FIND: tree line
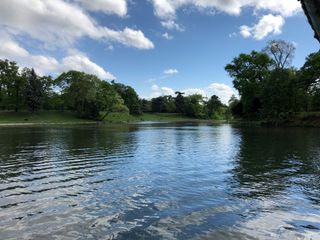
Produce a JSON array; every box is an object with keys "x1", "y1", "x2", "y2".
[
  {"x1": 1, "y1": 39, "x2": 318, "y2": 122},
  {"x1": 226, "y1": 40, "x2": 320, "y2": 120},
  {"x1": 0, "y1": 60, "x2": 228, "y2": 120}
]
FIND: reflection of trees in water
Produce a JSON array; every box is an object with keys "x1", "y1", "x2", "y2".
[
  {"x1": 230, "y1": 127, "x2": 320, "y2": 203},
  {"x1": 0, "y1": 125, "x2": 139, "y2": 181}
]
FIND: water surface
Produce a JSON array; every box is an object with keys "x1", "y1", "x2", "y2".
[{"x1": 0, "y1": 124, "x2": 319, "y2": 239}]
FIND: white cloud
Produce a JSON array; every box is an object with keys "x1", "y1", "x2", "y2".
[
  {"x1": 0, "y1": 0, "x2": 153, "y2": 50},
  {"x1": 254, "y1": 0, "x2": 301, "y2": 17},
  {"x1": 0, "y1": 36, "x2": 115, "y2": 80},
  {"x1": 151, "y1": 0, "x2": 301, "y2": 19},
  {"x1": 151, "y1": 84, "x2": 175, "y2": 97},
  {"x1": 164, "y1": 68, "x2": 179, "y2": 75},
  {"x1": 162, "y1": 32, "x2": 174, "y2": 40},
  {"x1": 205, "y1": 83, "x2": 236, "y2": 104},
  {"x1": 239, "y1": 26, "x2": 252, "y2": 38},
  {"x1": 60, "y1": 55, "x2": 116, "y2": 80},
  {"x1": 0, "y1": 35, "x2": 29, "y2": 58},
  {"x1": 149, "y1": 83, "x2": 236, "y2": 104},
  {"x1": 74, "y1": 0, "x2": 127, "y2": 17},
  {"x1": 240, "y1": 14, "x2": 285, "y2": 40},
  {"x1": 183, "y1": 88, "x2": 206, "y2": 96},
  {"x1": 151, "y1": 0, "x2": 301, "y2": 39},
  {"x1": 161, "y1": 20, "x2": 185, "y2": 32}
]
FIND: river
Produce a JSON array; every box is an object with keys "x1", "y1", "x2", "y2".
[{"x1": 0, "y1": 123, "x2": 319, "y2": 239}]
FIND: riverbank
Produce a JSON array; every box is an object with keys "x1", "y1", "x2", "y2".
[
  {"x1": 0, "y1": 111, "x2": 213, "y2": 126},
  {"x1": 232, "y1": 112, "x2": 320, "y2": 127},
  {"x1": 261, "y1": 112, "x2": 320, "y2": 127}
]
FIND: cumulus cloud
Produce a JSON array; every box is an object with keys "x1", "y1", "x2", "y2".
[
  {"x1": 151, "y1": 0, "x2": 301, "y2": 39},
  {"x1": 151, "y1": 0, "x2": 301, "y2": 19},
  {"x1": 162, "y1": 32, "x2": 174, "y2": 40},
  {"x1": 149, "y1": 83, "x2": 236, "y2": 104},
  {"x1": 239, "y1": 26, "x2": 252, "y2": 38},
  {"x1": 0, "y1": 0, "x2": 153, "y2": 49},
  {"x1": 0, "y1": 36, "x2": 115, "y2": 80},
  {"x1": 161, "y1": 20, "x2": 185, "y2": 32},
  {"x1": 205, "y1": 83, "x2": 236, "y2": 104},
  {"x1": 74, "y1": 0, "x2": 127, "y2": 17},
  {"x1": 240, "y1": 14, "x2": 285, "y2": 40},
  {"x1": 164, "y1": 69, "x2": 179, "y2": 75},
  {"x1": 60, "y1": 55, "x2": 116, "y2": 80},
  {"x1": 151, "y1": 85, "x2": 175, "y2": 98}
]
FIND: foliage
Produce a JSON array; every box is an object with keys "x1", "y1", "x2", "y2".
[
  {"x1": 111, "y1": 81, "x2": 142, "y2": 115},
  {"x1": 175, "y1": 91, "x2": 185, "y2": 114},
  {"x1": 3, "y1": 41, "x2": 320, "y2": 123},
  {"x1": 184, "y1": 94, "x2": 207, "y2": 119},
  {"x1": 24, "y1": 69, "x2": 45, "y2": 113},
  {"x1": 226, "y1": 40, "x2": 318, "y2": 121},
  {"x1": 56, "y1": 71, "x2": 128, "y2": 120},
  {"x1": 225, "y1": 51, "x2": 273, "y2": 119},
  {"x1": 206, "y1": 95, "x2": 223, "y2": 118},
  {"x1": 151, "y1": 95, "x2": 176, "y2": 113}
]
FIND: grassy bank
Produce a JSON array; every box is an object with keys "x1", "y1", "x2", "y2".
[
  {"x1": 262, "y1": 112, "x2": 320, "y2": 127},
  {"x1": 232, "y1": 112, "x2": 320, "y2": 127},
  {"x1": 102, "y1": 112, "x2": 211, "y2": 123},
  {"x1": 0, "y1": 111, "x2": 96, "y2": 125},
  {"x1": 0, "y1": 111, "x2": 213, "y2": 125}
]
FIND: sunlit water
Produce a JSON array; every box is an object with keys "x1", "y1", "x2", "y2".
[{"x1": 0, "y1": 124, "x2": 319, "y2": 239}]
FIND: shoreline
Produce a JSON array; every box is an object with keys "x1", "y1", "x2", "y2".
[{"x1": 0, "y1": 112, "x2": 221, "y2": 127}]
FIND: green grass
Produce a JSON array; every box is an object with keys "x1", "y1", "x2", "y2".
[
  {"x1": 0, "y1": 111, "x2": 212, "y2": 125},
  {"x1": 101, "y1": 112, "x2": 208, "y2": 123},
  {"x1": 0, "y1": 111, "x2": 95, "y2": 125}
]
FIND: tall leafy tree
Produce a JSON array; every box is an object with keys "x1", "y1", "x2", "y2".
[
  {"x1": 98, "y1": 81, "x2": 128, "y2": 120},
  {"x1": 57, "y1": 71, "x2": 101, "y2": 119},
  {"x1": 184, "y1": 94, "x2": 207, "y2": 118},
  {"x1": 225, "y1": 51, "x2": 273, "y2": 119},
  {"x1": 261, "y1": 68, "x2": 302, "y2": 118},
  {"x1": 206, "y1": 95, "x2": 223, "y2": 118},
  {"x1": 228, "y1": 95, "x2": 243, "y2": 118},
  {"x1": 300, "y1": 51, "x2": 320, "y2": 89},
  {"x1": 0, "y1": 59, "x2": 21, "y2": 111},
  {"x1": 175, "y1": 91, "x2": 185, "y2": 114},
  {"x1": 24, "y1": 68, "x2": 44, "y2": 113},
  {"x1": 112, "y1": 81, "x2": 142, "y2": 115},
  {"x1": 56, "y1": 71, "x2": 128, "y2": 120}
]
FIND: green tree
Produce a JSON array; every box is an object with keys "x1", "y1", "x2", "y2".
[
  {"x1": 56, "y1": 71, "x2": 127, "y2": 120},
  {"x1": 206, "y1": 95, "x2": 223, "y2": 118},
  {"x1": 228, "y1": 95, "x2": 243, "y2": 118},
  {"x1": 225, "y1": 51, "x2": 273, "y2": 119},
  {"x1": 98, "y1": 81, "x2": 128, "y2": 120},
  {"x1": 151, "y1": 96, "x2": 166, "y2": 112},
  {"x1": 261, "y1": 68, "x2": 304, "y2": 118},
  {"x1": 141, "y1": 99, "x2": 152, "y2": 112},
  {"x1": 0, "y1": 59, "x2": 22, "y2": 111},
  {"x1": 112, "y1": 81, "x2": 142, "y2": 115},
  {"x1": 175, "y1": 91, "x2": 185, "y2": 114},
  {"x1": 24, "y1": 69, "x2": 44, "y2": 113},
  {"x1": 300, "y1": 51, "x2": 320, "y2": 90},
  {"x1": 56, "y1": 71, "x2": 101, "y2": 119},
  {"x1": 184, "y1": 94, "x2": 207, "y2": 118}
]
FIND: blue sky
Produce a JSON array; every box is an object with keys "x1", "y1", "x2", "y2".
[{"x1": 0, "y1": 0, "x2": 319, "y2": 103}]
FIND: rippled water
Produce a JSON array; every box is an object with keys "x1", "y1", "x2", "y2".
[{"x1": 0, "y1": 124, "x2": 319, "y2": 239}]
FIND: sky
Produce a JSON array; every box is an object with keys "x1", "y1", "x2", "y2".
[{"x1": 0, "y1": 0, "x2": 319, "y2": 104}]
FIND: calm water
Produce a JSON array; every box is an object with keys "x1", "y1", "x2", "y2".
[{"x1": 0, "y1": 124, "x2": 319, "y2": 239}]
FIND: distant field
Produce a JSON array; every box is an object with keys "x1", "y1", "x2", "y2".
[
  {"x1": 0, "y1": 111, "x2": 208, "y2": 125},
  {"x1": 0, "y1": 111, "x2": 95, "y2": 125},
  {"x1": 102, "y1": 112, "x2": 207, "y2": 123}
]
